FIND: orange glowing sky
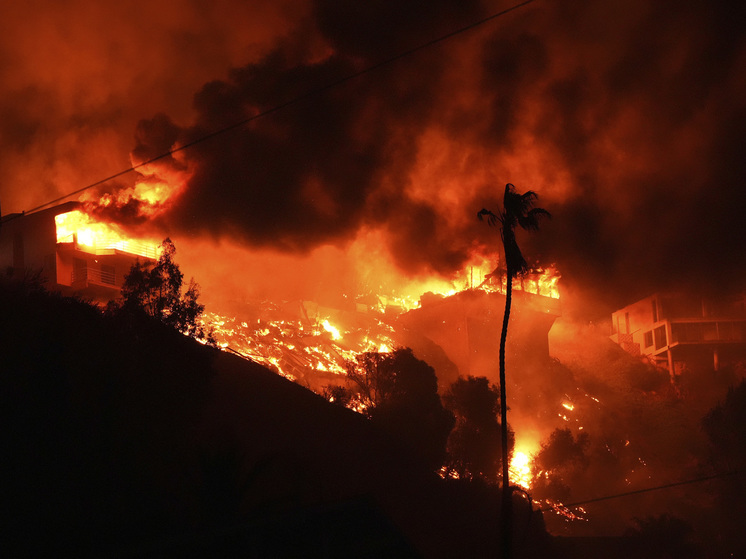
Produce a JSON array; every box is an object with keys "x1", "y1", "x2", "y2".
[{"x1": 1, "y1": 0, "x2": 744, "y2": 317}]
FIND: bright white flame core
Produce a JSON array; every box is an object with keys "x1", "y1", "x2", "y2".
[
  {"x1": 510, "y1": 451, "x2": 533, "y2": 490},
  {"x1": 55, "y1": 210, "x2": 158, "y2": 259}
]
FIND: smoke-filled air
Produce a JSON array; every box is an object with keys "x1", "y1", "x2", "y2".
[
  {"x1": 2, "y1": 0, "x2": 744, "y2": 314},
  {"x1": 2, "y1": 0, "x2": 746, "y2": 554}
]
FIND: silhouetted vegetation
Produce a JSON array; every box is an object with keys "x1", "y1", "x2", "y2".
[
  {"x1": 703, "y1": 379, "x2": 746, "y2": 471},
  {"x1": 321, "y1": 383, "x2": 354, "y2": 408},
  {"x1": 442, "y1": 375, "x2": 513, "y2": 481},
  {"x1": 111, "y1": 237, "x2": 214, "y2": 343},
  {"x1": 2, "y1": 277, "x2": 557, "y2": 557},
  {"x1": 0, "y1": 272, "x2": 215, "y2": 555},
  {"x1": 531, "y1": 428, "x2": 590, "y2": 504},
  {"x1": 624, "y1": 515, "x2": 701, "y2": 559},
  {"x1": 345, "y1": 347, "x2": 455, "y2": 472},
  {"x1": 535, "y1": 428, "x2": 590, "y2": 473},
  {"x1": 701, "y1": 379, "x2": 746, "y2": 556}
]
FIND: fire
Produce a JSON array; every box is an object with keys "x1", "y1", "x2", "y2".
[
  {"x1": 479, "y1": 262, "x2": 561, "y2": 300},
  {"x1": 321, "y1": 319, "x2": 342, "y2": 340},
  {"x1": 510, "y1": 451, "x2": 533, "y2": 490},
  {"x1": 199, "y1": 254, "x2": 560, "y2": 388},
  {"x1": 379, "y1": 256, "x2": 560, "y2": 314},
  {"x1": 84, "y1": 169, "x2": 188, "y2": 219},
  {"x1": 55, "y1": 210, "x2": 159, "y2": 259},
  {"x1": 130, "y1": 178, "x2": 182, "y2": 212},
  {"x1": 377, "y1": 280, "x2": 459, "y2": 312},
  {"x1": 203, "y1": 308, "x2": 396, "y2": 384},
  {"x1": 54, "y1": 186, "x2": 564, "y2": 490},
  {"x1": 509, "y1": 436, "x2": 541, "y2": 490},
  {"x1": 53, "y1": 168, "x2": 190, "y2": 260}
]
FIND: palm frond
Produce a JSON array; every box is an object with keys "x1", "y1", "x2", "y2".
[
  {"x1": 517, "y1": 207, "x2": 551, "y2": 231},
  {"x1": 480, "y1": 183, "x2": 549, "y2": 276},
  {"x1": 477, "y1": 208, "x2": 500, "y2": 227},
  {"x1": 503, "y1": 185, "x2": 540, "y2": 220}
]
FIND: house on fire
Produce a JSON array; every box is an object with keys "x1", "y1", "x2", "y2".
[
  {"x1": 400, "y1": 280, "x2": 562, "y2": 387},
  {"x1": 0, "y1": 201, "x2": 156, "y2": 302},
  {"x1": 610, "y1": 292, "x2": 746, "y2": 378}
]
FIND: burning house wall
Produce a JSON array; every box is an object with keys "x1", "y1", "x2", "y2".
[
  {"x1": 400, "y1": 288, "x2": 560, "y2": 387},
  {"x1": 0, "y1": 202, "x2": 79, "y2": 282},
  {"x1": 0, "y1": 202, "x2": 157, "y2": 301}
]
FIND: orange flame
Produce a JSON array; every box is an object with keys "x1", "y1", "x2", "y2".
[
  {"x1": 510, "y1": 436, "x2": 541, "y2": 490},
  {"x1": 510, "y1": 451, "x2": 533, "y2": 490},
  {"x1": 92, "y1": 177, "x2": 183, "y2": 218},
  {"x1": 55, "y1": 210, "x2": 159, "y2": 259}
]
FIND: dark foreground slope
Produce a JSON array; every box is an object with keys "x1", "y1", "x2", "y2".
[{"x1": 0, "y1": 278, "x2": 550, "y2": 558}]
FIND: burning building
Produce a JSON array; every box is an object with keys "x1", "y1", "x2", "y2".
[
  {"x1": 401, "y1": 279, "x2": 561, "y2": 387},
  {"x1": 204, "y1": 263, "x2": 561, "y2": 394},
  {"x1": 0, "y1": 202, "x2": 157, "y2": 302},
  {"x1": 610, "y1": 293, "x2": 746, "y2": 378}
]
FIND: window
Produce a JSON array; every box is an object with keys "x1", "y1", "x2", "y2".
[
  {"x1": 734, "y1": 322, "x2": 746, "y2": 341},
  {"x1": 73, "y1": 258, "x2": 87, "y2": 283},
  {"x1": 101, "y1": 264, "x2": 116, "y2": 285},
  {"x1": 702, "y1": 322, "x2": 718, "y2": 341},
  {"x1": 644, "y1": 331, "x2": 653, "y2": 348},
  {"x1": 654, "y1": 325, "x2": 667, "y2": 349}
]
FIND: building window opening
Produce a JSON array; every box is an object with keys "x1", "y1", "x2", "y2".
[
  {"x1": 101, "y1": 264, "x2": 116, "y2": 285},
  {"x1": 644, "y1": 331, "x2": 653, "y2": 348},
  {"x1": 654, "y1": 325, "x2": 667, "y2": 350}
]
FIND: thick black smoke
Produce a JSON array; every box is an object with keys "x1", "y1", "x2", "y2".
[
  {"x1": 134, "y1": 0, "x2": 485, "y2": 275},
  {"x1": 128, "y1": 0, "x2": 746, "y2": 316},
  {"x1": 528, "y1": 2, "x2": 746, "y2": 312},
  {"x1": 3, "y1": 1, "x2": 744, "y2": 316}
]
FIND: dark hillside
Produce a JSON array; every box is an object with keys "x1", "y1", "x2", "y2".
[
  {"x1": 0, "y1": 277, "x2": 215, "y2": 554},
  {"x1": 0, "y1": 277, "x2": 551, "y2": 557}
]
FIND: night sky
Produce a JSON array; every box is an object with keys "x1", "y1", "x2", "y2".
[{"x1": 1, "y1": 0, "x2": 744, "y2": 317}]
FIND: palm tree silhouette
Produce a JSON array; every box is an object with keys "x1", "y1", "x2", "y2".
[{"x1": 478, "y1": 183, "x2": 550, "y2": 557}]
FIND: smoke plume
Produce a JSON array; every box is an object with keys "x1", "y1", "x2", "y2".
[{"x1": 2, "y1": 0, "x2": 745, "y2": 315}]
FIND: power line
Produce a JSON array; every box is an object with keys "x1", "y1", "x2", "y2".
[
  {"x1": 536, "y1": 469, "x2": 743, "y2": 513},
  {"x1": 24, "y1": 0, "x2": 538, "y2": 215}
]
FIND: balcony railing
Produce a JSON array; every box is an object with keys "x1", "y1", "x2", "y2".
[
  {"x1": 58, "y1": 233, "x2": 158, "y2": 260},
  {"x1": 670, "y1": 320, "x2": 746, "y2": 344},
  {"x1": 71, "y1": 265, "x2": 117, "y2": 288}
]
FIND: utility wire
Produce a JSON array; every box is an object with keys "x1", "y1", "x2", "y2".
[
  {"x1": 536, "y1": 469, "x2": 743, "y2": 513},
  {"x1": 23, "y1": 0, "x2": 537, "y2": 216}
]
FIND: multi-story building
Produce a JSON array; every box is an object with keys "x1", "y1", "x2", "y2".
[
  {"x1": 0, "y1": 202, "x2": 157, "y2": 303},
  {"x1": 610, "y1": 293, "x2": 746, "y2": 378},
  {"x1": 400, "y1": 282, "x2": 561, "y2": 387}
]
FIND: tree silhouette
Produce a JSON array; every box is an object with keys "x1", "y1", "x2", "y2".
[
  {"x1": 531, "y1": 427, "x2": 589, "y2": 504},
  {"x1": 346, "y1": 348, "x2": 455, "y2": 472},
  {"x1": 478, "y1": 183, "x2": 550, "y2": 557},
  {"x1": 624, "y1": 515, "x2": 701, "y2": 559},
  {"x1": 702, "y1": 379, "x2": 746, "y2": 554},
  {"x1": 116, "y1": 238, "x2": 214, "y2": 343},
  {"x1": 442, "y1": 376, "x2": 514, "y2": 481}
]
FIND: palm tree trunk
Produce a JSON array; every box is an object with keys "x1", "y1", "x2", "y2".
[{"x1": 500, "y1": 265, "x2": 513, "y2": 558}]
